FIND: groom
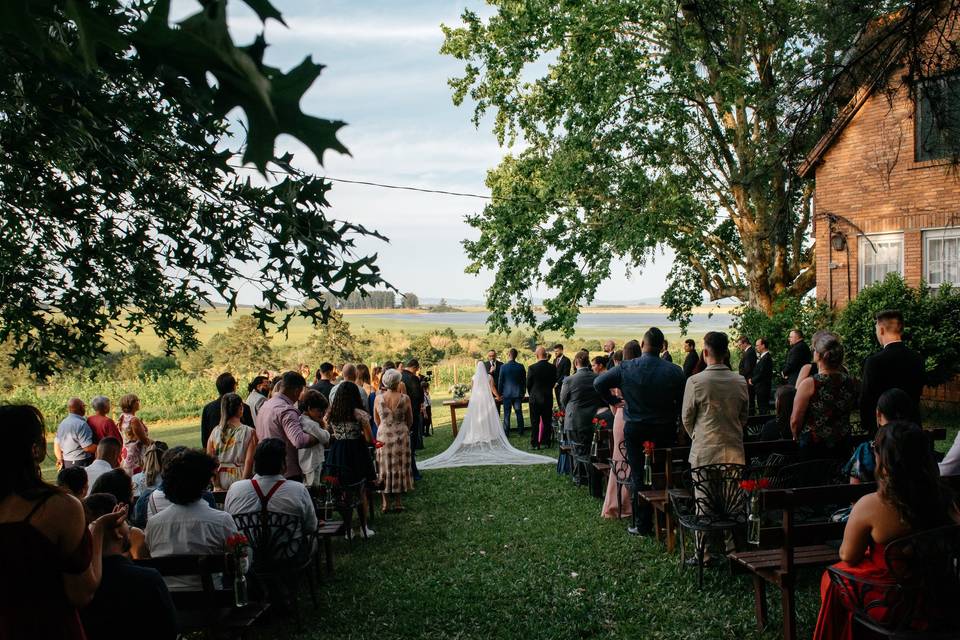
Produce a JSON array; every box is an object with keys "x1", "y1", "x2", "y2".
[{"x1": 498, "y1": 348, "x2": 526, "y2": 436}]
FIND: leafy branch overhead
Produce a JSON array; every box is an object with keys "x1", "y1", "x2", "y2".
[
  {"x1": 444, "y1": 0, "x2": 956, "y2": 335},
  {"x1": 0, "y1": 0, "x2": 389, "y2": 378}
]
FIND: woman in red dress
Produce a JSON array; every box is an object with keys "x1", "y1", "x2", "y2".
[
  {"x1": 0, "y1": 404, "x2": 125, "y2": 640},
  {"x1": 813, "y1": 421, "x2": 959, "y2": 640}
]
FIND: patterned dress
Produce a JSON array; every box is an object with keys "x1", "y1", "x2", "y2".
[
  {"x1": 800, "y1": 372, "x2": 859, "y2": 458},
  {"x1": 118, "y1": 413, "x2": 148, "y2": 475},
  {"x1": 208, "y1": 423, "x2": 254, "y2": 489},
  {"x1": 323, "y1": 409, "x2": 377, "y2": 485},
  {"x1": 376, "y1": 394, "x2": 413, "y2": 494}
]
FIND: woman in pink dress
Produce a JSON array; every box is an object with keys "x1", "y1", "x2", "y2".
[{"x1": 601, "y1": 350, "x2": 632, "y2": 519}]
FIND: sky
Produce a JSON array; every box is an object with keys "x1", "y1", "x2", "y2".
[{"x1": 187, "y1": 0, "x2": 675, "y2": 303}]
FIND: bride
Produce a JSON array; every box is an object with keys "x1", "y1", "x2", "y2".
[{"x1": 419, "y1": 361, "x2": 554, "y2": 470}]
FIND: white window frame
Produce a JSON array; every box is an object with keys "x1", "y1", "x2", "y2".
[
  {"x1": 858, "y1": 232, "x2": 904, "y2": 291},
  {"x1": 923, "y1": 227, "x2": 960, "y2": 287}
]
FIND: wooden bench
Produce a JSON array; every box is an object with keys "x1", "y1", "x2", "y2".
[
  {"x1": 136, "y1": 554, "x2": 268, "y2": 638},
  {"x1": 729, "y1": 483, "x2": 876, "y2": 640}
]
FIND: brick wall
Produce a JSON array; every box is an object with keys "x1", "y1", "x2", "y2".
[{"x1": 811, "y1": 54, "x2": 960, "y2": 405}]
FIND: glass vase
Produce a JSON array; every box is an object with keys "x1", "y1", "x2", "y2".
[
  {"x1": 643, "y1": 453, "x2": 652, "y2": 486},
  {"x1": 748, "y1": 495, "x2": 761, "y2": 545},
  {"x1": 234, "y1": 556, "x2": 249, "y2": 607},
  {"x1": 591, "y1": 431, "x2": 599, "y2": 457}
]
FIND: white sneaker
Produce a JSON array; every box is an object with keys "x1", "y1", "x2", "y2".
[{"x1": 362, "y1": 526, "x2": 376, "y2": 538}]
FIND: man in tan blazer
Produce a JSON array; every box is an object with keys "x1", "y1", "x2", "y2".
[{"x1": 682, "y1": 331, "x2": 748, "y2": 468}]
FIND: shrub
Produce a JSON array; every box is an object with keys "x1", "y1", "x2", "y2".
[{"x1": 834, "y1": 274, "x2": 960, "y2": 386}]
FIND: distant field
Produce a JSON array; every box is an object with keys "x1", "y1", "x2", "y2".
[{"x1": 111, "y1": 305, "x2": 735, "y2": 353}]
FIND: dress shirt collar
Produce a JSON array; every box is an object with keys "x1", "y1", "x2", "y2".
[
  {"x1": 883, "y1": 340, "x2": 903, "y2": 348},
  {"x1": 704, "y1": 363, "x2": 727, "y2": 371},
  {"x1": 253, "y1": 474, "x2": 285, "y2": 483}
]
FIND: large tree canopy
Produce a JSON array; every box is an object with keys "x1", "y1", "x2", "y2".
[
  {"x1": 442, "y1": 0, "x2": 929, "y2": 334},
  {"x1": 0, "y1": 0, "x2": 388, "y2": 378}
]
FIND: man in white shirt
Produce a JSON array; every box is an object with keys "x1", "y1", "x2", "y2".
[
  {"x1": 225, "y1": 438, "x2": 318, "y2": 535},
  {"x1": 146, "y1": 449, "x2": 239, "y2": 591},
  {"x1": 85, "y1": 437, "x2": 122, "y2": 489}
]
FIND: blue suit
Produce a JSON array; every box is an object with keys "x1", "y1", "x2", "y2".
[{"x1": 498, "y1": 360, "x2": 527, "y2": 435}]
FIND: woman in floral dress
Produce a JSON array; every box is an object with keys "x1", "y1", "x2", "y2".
[
  {"x1": 117, "y1": 394, "x2": 151, "y2": 475},
  {"x1": 373, "y1": 369, "x2": 413, "y2": 512},
  {"x1": 205, "y1": 393, "x2": 256, "y2": 490}
]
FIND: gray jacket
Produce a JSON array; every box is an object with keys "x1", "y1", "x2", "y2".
[{"x1": 560, "y1": 368, "x2": 605, "y2": 435}]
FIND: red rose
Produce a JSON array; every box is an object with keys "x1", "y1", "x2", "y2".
[
  {"x1": 642, "y1": 441, "x2": 655, "y2": 454},
  {"x1": 758, "y1": 478, "x2": 771, "y2": 490},
  {"x1": 322, "y1": 475, "x2": 339, "y2": 486},
  {"x1": 374, "y1": 440, "x2": 385, "y2": 449},
  {"x1": 740, "y1": 480, "x2": 757, "y2": 492}
]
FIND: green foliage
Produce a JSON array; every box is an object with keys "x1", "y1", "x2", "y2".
[
  {"x1": 335, "y1": 290, "x2": 397, "y2": 309},
  {"x1": 730, "y1": 295, "x2": 833, "y2": 373},
  {"x1": 404, "y1": 334, "x2": 445, "y2": 368},
  {"x1": 302, "y1": 311, "x2": 359, "y2": 366},
  {"x1": 0, "y1": 0, "x2": 387, "y2": 379},
  {"x1": 401, "y1": 292, "x2": 420, "y2": 309},
  {"x1": 834, "y1": 274, "x2": 960, "y2": 386},
  {"x1": 443, "y1": 1, "x2": 893, "y2": 333}
]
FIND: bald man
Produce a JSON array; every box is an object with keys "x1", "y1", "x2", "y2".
[
  {"x1": 55, "y1": 397, "x2": 96, "y2": 469},
  {"x1": 526, "y1": 347, "x2": 557, "y2": 448},
  {"x1": 603, "y1": 340, "x2": 616, "y2": 361}
]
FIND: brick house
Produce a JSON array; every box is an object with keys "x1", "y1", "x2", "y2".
[{"x1": 799, "y1": 12, "x2": 960, "y2": 404}]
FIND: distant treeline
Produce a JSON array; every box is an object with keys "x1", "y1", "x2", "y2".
[{"x1": 326, "y1": 290, "x2": 419, "y2": 309}]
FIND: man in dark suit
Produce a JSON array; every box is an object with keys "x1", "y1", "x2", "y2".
[
  {"x1": 527, "y1": 346, "x2": 557, "y2": 448},
  {"x1": 859, "y1": 309, "x2": 925, "y2": 435},
  {"x1": 485, "y1": 349, "x2": 504, "y2": 395},
  {"x1": 310, "y1": 362, "x2": 336, "y2": 398},
  {"x1": 781, "y1": 329, "x2": 812, "y2": 386},
  {"x1": 200, "y1": 372, "x2": 254, "y2": 448},
  {"x1": 737, "y1": 335, "x2": 758, "y2": 413},
  {"x1": 498, "y1": 348, "x2": 527, "y2": 436},
  {"x1": 560, "y1": 351, "x2": 605, "y2": 452},
  {"x1": 682, "y1": 339, "x2": 699, "y2": 378},
  {"x1": 401, "y1": 359, "x2": 424, "y2": 480},
  {"x1": 553, "y1": 344, "x2": 571, "y2": 405},
  {"x1": 752, "y1": 338, "x2": 774, "y2": 414}
]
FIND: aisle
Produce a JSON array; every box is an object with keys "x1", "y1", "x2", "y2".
[{"x1": 257, "y1": 428, "x2": 818, "y2": 640}]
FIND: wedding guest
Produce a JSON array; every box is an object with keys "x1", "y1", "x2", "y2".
[
  {"x1": 736, "y1": 335, "x2": 758, "y2": 414},
  {"x1": 57, "y1": 466, "x2": 89, "y2": 500},
  {"x1": 682, "y1": 339, "x2": 699, "y2": 378},
  {"x1": 225, "y1": 439, "x2": 318, "y2": 535},
  {"x1": 310, "y1": 362, "x2": 336, "y2": 399},
  {"x1": 603, "y1": 339, "x2": 616, "y2": 363},
  {"x1": 595, "y1": 331, "x2": 685, "y2": 535},
  {"x1": 134, "y1": 447, "x2": 216, "y2": 527},
  {"x1": 132, "y1": 441, "x2": 168, "y2": 499},
  {"x1": 859, "y1": 309, "x2": 925, "y2": 435},
  {"x1": 200, "y1": 373, "x2": 253, "y2": 449},
  {"x1": 89, "y1": 469, "x2": 147, "y2": 559},
  {"x1": 323, "y1": 382, "x2": 376, "y2": 537},
  {"x1": 255, "y1": 371, "x2": 318, "y2": 481},
  {"x1": 561, "y1": 351, "x2": 606, "y2": 452},
  {"x1": 330, "y1": 363, "x2": 366, "y2": 409},
  {"x1": 486, "y1": 349, "x2": 504, "y2": 397},
  {"x1": 553, "y1": 344, "x2": 571, "y2": 406},
  {"x1": 88, "y1": 396, "x2": 121, "y2": 443},
  {"x1": 660, "y1": 340, "x2": 673, "y2": 362},
  {"x1": 401, "y1": 359, "x2": 425, "y2": 476},
  {"x1": 682, "y1": 332, "x2": 748, "y2": 467},
  {"x1": 205, "y1": 392, "x2": 257, "y2": 490},
  {"x1": 357, "y1": 363, "x2": 375, "y2": 397},
  {"x1": 421, "y1": 381, "x2": 433, "y2": 436},
  {"x1": 752, "y1": 338, "x2": 774, "y2": 413},
  {"x1": 85, "y1": 437, "x2": 122, "y2": 489},
  {"x1": 80, "y1": 493, "x2": 177, "y2": 640},
  {"x1": 245, "y1": 375, "x2": 271, "y2": 423},
  {"x1": 145, "y1": 449, "x2": 239, "y2": 590},
  {"x1": 759, "y1": 386, "x2": 796, "y2": 441},
  {"x1": 499, "y1": 349, "x2": 527, "y2": 437},
  {"x1": 846, "y1": 389, "x2": 914, "y2": 483},
  {"x1": 592, "y1": 355, "x2": 608, "y2": 374},
  {"x1": 790, "y1": 331, "x2": 858, "y2": 460},
  {"x1": 55, "y1": 398, "x2": 96, "y2": 469},
  {"x1": 527, "y1": 346, "x2": 557, "y2": 448},
  {"x1": 117, "y1": 394, "x2": 152, "y2": 475},
  {"x1": 601, "y1": 350, "x2": 631, "y2": 520},
  {"x1": 297, "y1": 389, "x2": 331, "y2": 489},
  {"x1": 781, "y1": 329, "x2": 812, "y2": 386},
  {"x1": 813, "y1": 422, "x2": 959, "y2": 639},
  {"x1": 0, "y1": 405, "x2": 121, "y2": 639},
  {"x1": 374, "y1": 369, "x2": 414, "y2": 513},
  {"x1": 371, "y1": 365, "x2": 384, "y2": 391}
]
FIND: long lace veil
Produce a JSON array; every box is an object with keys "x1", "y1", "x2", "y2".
[{"x1": 418, "y1": 361, "x2": 554, "y2": 470}]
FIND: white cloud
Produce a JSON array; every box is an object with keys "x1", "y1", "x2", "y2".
[{"x1": 229, "y1": 15, "x2": 446, "y2": 44}]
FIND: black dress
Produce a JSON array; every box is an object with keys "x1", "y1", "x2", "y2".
[{"x1": 323, "y1": 409, "x2": 376, "y2": 485}]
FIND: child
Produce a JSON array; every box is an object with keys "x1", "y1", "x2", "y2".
[
  {"x1": 298, "y1": 389, "x2": 331, "y2": 488},
  {"x1": 421, "y1": 381, "x2": 433, "y2": 437}
]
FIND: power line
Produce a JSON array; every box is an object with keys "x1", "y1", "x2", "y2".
[{"x1": 321, "y1": 176, "x2": 494, "y2": 200}]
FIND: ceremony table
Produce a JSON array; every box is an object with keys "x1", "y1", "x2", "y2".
[{"x1": 442, "y1": 397, "x2": 530, "y2": 437}]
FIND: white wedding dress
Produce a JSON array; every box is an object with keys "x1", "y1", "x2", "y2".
[{"x1": 418, "y1": 362, "x2": 555, "y2": 470}]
